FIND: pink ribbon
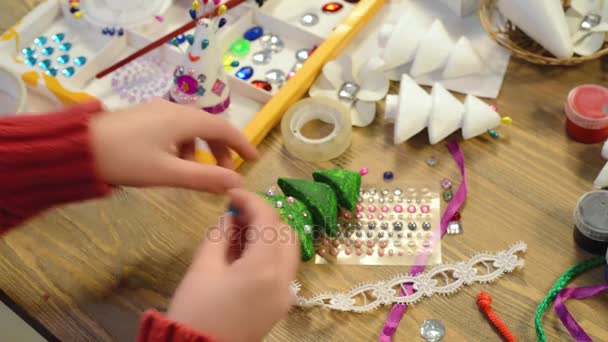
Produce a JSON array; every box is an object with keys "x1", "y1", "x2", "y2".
[
  {"x1": 380, "y1": 141, "x2": 468, "y2": 341},
  {"x1": 554, "y1": 285, "x2": 608, "y2": 342}
]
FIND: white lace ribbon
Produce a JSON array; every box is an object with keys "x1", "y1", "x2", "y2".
[{"x1": 290, "y1": 242, "x2": 527, "y2": 312}]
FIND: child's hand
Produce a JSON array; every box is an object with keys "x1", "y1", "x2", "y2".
[
  {"x1": 90, "y1": 99, "x2": 258, "y2": 192},
  {"x1": 167, "y1": 189, "x2": 300, "y2": 342}
]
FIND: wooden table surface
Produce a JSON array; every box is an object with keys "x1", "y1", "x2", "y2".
[{"x1": 2, "y1": 1, "x2": 608, "y2": 341}]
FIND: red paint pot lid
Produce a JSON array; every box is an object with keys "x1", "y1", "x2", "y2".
[{"x1": 565, "y1": 84, "x2": 608, "y2": 129}]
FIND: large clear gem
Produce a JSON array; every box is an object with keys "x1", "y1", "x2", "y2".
[
  {"x1": 338, "y1": 82, "x2": 360, "y2": 101},
  {"x1": 295, "y1": 48, "x2": 311, "y2": 62},
  {"x1": 265, "y1": 69, "x2": 286, "y2": 84},
  {"x1": 252, "y1": 50, "x2": 272, "y2": 65},
  {"x1": 260, "y1": 35, "x2": 284, "y2": 53},
  {"x1": 420, "y1": 320, "x2": 445, "y2": 342},
  {"x1": 447, "y1": 221, "x2": 463, "y2": 235}
]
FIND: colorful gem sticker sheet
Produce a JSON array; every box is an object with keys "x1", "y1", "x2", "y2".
[{"x1": 316, "y1": 185, "x2": 441, "y2": 266}]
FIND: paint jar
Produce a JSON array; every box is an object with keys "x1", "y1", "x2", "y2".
[
  {"x1": 0, "y1": 66, "x2": 27, "y2": 116},
  {"x1": 574, "y1": 191, "x2": 608, "y2": 255},
  {"x1": 565, "y1": 84, "x2": 608, "y2": 144}
]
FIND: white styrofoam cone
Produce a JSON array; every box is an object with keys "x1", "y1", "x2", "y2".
[
  {"x1": 443, "y1": 36, "x2": 486, "y2": 79},
  {"x1": 385, "y1": 94, "x2": 399, "y2": 122},
  {"x1": 394, "y1": 74, "x2": 432, "y2": 144},
  {"x1": 594, "y1": 161, "x2": 608, "y2": 189},
  {"x1": 410, "y1": 20, "x2": 454, "y2": 77},
  {"x1": 602, "y1": 140, "x2": 608, "y2": 160},
  {"x1": 378, "y1": 24, "x2": 395, "y2": 49},
  {"x1": 170, "y1": 18, "x2": 230, "y2": 113},
  {"x1": 427, "y1": 83, "x2": 464, "y2": 144},
  {"x1": 381, "y1": 13, "x2": 424, "y2": 71},
  {"x1": 462, "y1": 95, "x2": 501, "y2": 139},
  {"x1": 497, "y1": 0, "x2": 573, "y2": 58}
]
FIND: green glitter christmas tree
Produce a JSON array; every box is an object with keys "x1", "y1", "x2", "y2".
[
  {"x1": 278, "y1": 178, "x2": 338, "y2": 237},
  {"x1": 260, "y1": 194, "x2": 315, "y2": 261},
  {"x1": 312, "y1": 170, "x2": 361, "y2": 211}
]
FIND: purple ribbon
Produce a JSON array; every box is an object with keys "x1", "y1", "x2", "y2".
[
  {"x1": 554, "y1": 285, "x2": 608, "y2": 342},
  {"x1": 379, "y1": 141, "x2": 468, "y2": 341}
]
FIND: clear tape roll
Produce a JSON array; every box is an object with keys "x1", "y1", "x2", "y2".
[{"x1": 281, "y1": 97, "x2": 352, "y2": 162}]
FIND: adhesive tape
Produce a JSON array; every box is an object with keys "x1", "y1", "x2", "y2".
[
  {"x1": 281, "y1": 97, "x2": 352, "y2": 162},
  {"x1": 0, "y1": 65, "x2": 27, "y2": 116}
]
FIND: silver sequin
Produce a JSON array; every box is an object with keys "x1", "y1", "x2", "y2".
[
  {"x1": 338, "y1": 82, "x2": 360, "y2": 101},
  {"x1": 420, "y1": 320, "x2": 445, "y2": 342},
  {"x1": 265, "y1": 69, "x2": 286, "y2": 84}
]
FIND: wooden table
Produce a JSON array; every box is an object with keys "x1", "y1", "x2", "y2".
[{"x1": 2, "y1": 1, "x2": 607, "y2": 341}]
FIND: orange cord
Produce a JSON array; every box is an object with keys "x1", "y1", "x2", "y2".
[{"x1": 477, "y1": 292, "x2": 517, "y2": 342}]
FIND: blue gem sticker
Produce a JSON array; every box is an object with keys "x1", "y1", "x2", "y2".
[
  {"x1": 45, "y1": 67, "x2": 58, "y2": 77},
  {"x1": 41, "y1": 47, "x2": 54, "y2": 56},
  {"x1": 197, "y1": 86, "x2": 206, "y2": 96},
  {"x1": 51, "y1": 33, "x2": 65, "y2": 44},
  {"x1": 59, "y1": 43, "x2": 72, "y2": 52},
  {"x1": 24, "y1": 57, "x2": 37, "y2": 67},
  {"x1": 201, "y1": 39, "x2": 209, "y2": 50},
  {"x1": 61, "y1": 67, "x2": 75, "y2": 78},
  {"x1": 34, "y1": 36, "x2": 47, "y2": 46},
  {"x1": 57, "y1": 55, "x2": 69, "y2": 65},
  {"x1": 236, "y1": 66, "x2": 253, "y2": 81},
  {"x1": 38, "y1": 59, "x2": 51, "y2": 70},
  {"x1": 73, "y1": 56, "x2": 87, "y2": 67},
  {"x1": 22, "y1": 47, "x2": 35, "y2": 57},
  {"x1": 244, "y1": 26, "x2": 264, "y2": 41}
]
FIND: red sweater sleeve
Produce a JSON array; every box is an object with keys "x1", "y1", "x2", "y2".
[
  {"x1": 138, "y1": 310, "x2": 216, "y2": 342},
  {"x1": 0, "y1": 101, "x2": 112, "y2": 234}
]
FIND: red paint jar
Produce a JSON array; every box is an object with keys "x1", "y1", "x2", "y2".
[{"x1": 564, "y1": 85, "x2": 608, "y2": 144}]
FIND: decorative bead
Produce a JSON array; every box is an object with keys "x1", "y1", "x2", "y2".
[
  {"x1": 447, "y1": 221, "x2": 463, "y2": 235},
  {"x1": 302, "y1": 212, "x2": 308, "y2": 218},
  {"x1": 73, "y1": 12, "x2": 83, "y2": 19},
  {"x1": 369, "y1": 189, "x2": 377, "y2": 195},
  {"x1": 265, "y1": 69, "x2": 286, "y2": 84},
  {"x1": 452, "y1": 212, "x2": 461, "y2": 221},
  {"x1": 295, "y1": 48, "x2": 311, "y2": 62},
  {"x1": 379, "y1": 241, "x2": 388, "y2": 248},
  {"x1": 422, "y1": 222, "x2": 431, "y2": 230},
  {"x1": 420, "y1": 320, "x2": 446, "y2": 342},
  {"x1": 304, "y1": 225, "x2": 312, "y2": 234},
  {"x1": 383, "y1": 171, "x2": 394, "y2": 182},
  {"x1": 286, "y1": 196, "x2": 295, "y2": 205},
  {"x1": 343, "y1": 212, "x2": 352, "y2": 219},
  {"x1": 265, "y1": 188, "x2": 275, "y2": 197},
  {"x1": 338, "y1": 82, "x2": 360, "y2": 101},
  {"x1": 422, "y1": 241, "x2": 431, "y2": 248},
  {"x1": 344, "y1": 248, "x2": 352, "y2": 255},
  {"x1": 378, "y1": 249, "x2": 385, "y2": 257},
  {"x1": 332, "y1": 240, "x2": 340, "y2": 247},
  {"x1": 394, "y1": 205, "x2": 403, "y2": 213},
  {"x1": 366, "y1": 240, "x2": 375, "y2": 248},
  {"x1": 421, "y1": 205, "x2": 430, "y2": 214},
  {"x1": 356, "y1": 213, "x2": 363, "y2": 219},
  {"x1": 330, "y1": 248, "x2": 338, "y2": 256},
  {"x1": 408, "y1": 222, "x2": 417, "y2": 231},
  {"x1": 260, "y1": 35, "x2": 284, "y2": 53},
  {"x1": 359, "y1": 168, "x2": 369, "y2": 176},
  {"x1": 355, "y1": 249, "x2": 362, "y2": 256},
  {"x1": 366, "y1": 231, "x2": 373, "y2": 238},
  {"x1": 426, "y1": 156, "x2": 438, "y2": 167},
  {"x1": 501, "y1": 116, "x2": 513, "y2": 125},
  {"x1": 356, "y1": 204, "x2": 364, "y2": 212},
  {"x1": 377, "y1": 232, "x2": 385, "y2": 238},
  {"x1": 394, "y1": 188, "x2": 403, "y2": 196},
  {"x1": 244, "y1": 26, "x2": 264, "y2": 41},
  {"x1": 443, "y1": 191, "x2": 453, "y2": 202},
  {"x1": 381, "y1": 222, "x2": 389, "y2": 230},
  {"x1": 377, "y1": 214, "x2": 384, "y2": 220},
  {"x1": 488, "y1": 129, "x2": 499, "y2": 139},
  {"x1": 322, "y1": 2, "x2": 343, "y2": 13},
  {"x1": 381, "y1": 205, "x2": 389, "y2": 213},
  {"x1": 393, "y1": 222, "x2": 403, "y2": 231},
  {"x1": 366, "y1": 249, "x2": 374, "y2": 256},
  {"x1": 441, "y1": 178, "x2": 452, "y2": 190},
  {"x1": 368, "y1": 205, "x2": 376, "y2": 212},
  {"x1": 354, "y1": 240, "x2": 363, "y2": 248},
  {"x1": 407, "y1": 205, "x2": 416, "y2": 213},
  {"x1": 287, "y1": 214, "x2": 294, "y2": 221},
  {"x1": 252, "y1": 50, "x2": 272, "y2": 65},
  {"x1": 368, "y1": 222, "x2": 376, "y2": 229},
  {"x1": 274, "y1": 201, "x2": 284, "y2": 209},
  {"x1": 344, "y1": 239, "x2": 351, "y2": 246},
  {"x1": 368, "y1": 198, "x2": 374, "y2": 203}
]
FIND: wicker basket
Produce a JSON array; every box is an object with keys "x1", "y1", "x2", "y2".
[{"x1": 479, "y1": 0, "x2": 608, "y2": 66}]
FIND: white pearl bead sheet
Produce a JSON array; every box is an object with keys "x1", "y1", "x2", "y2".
[{"x1": 315, "y1": 185, "x2": 442, "y2": 266}]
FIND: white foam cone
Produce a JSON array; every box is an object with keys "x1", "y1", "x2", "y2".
[
  {"x1": 443, "y1": 36, "x2": 486, "y2": 79},
  {"x1": 170, "y1": 18, "x2": 230, "y2": 114},
  {"x1": 381, "y1": 13, "x2": 424, "y2": 71},
  {"x1": 410, "y1": 20, "x2": 454, "y2": 77},
  {"x1": 497, "y1": 0, "x2": 573, "y2": 58},
  {"x1": 594, "y1": 162, "x2": 608, "y2": 189},
  {"x1": 392, "y1": 75, "x2": 432, "y2": 144},
  {"x1": 462, "y1": 95, "x2": 501, "y2": 139},
  {"x1": 427, "y1": 83, "x2": 464, "y2": 144}
]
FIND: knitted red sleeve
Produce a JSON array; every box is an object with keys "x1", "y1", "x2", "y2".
[
  {"x1": 0, "y1": 101, "x2": 112, "y2": 234},
  {"x1": 138, "y1": 310, "x2": 217, "y2": 342}
]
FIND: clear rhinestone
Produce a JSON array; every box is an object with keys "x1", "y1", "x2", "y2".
[
  {"x1": 379, "y1": 198, "x2": 385, "y2": 203},
  {"x1": 369, "y1": 189, "x2": 377, "y2": 195},
  {"x1": 338, "y1": 82, "x2": 360, "y2": 101},
  {"x1": 300, "y1": 13, "x2": 319, "y2": 26},
  {"x1": 420, "y1": 320, "x2": 446, "y2": 342},
  {"x1": 447, "y1": 221, "x2": 463, "y2": 235},
  {"x1": 252, "y1": 50, "x2": 272, "y2": 65},
  {"x1": 260, "y1": 35, "x2": 284, "y2": 53},
  {"x1": 368, "y1": 198, "x2": 374, "y2": 203},
  {"x1": 394, "y1": 189, "x2": 402, "y2": 196},
  {"x1": 358, "y1": 196, "x2": 363, "y2": 202},
  {"x1": 295, "y1": 48, "x2": 310, "y2": 62},
  {"x1": 381, "y1": 189, "x2": 389, "y2": 196},
  {"x1": 265, "y1": 69, "x2": 286, "y2": 84},
  {"x1": 304, "y1": 225, "x2": 312, "y2": 234},
  {"x1": 275, "y1": 201, "x2": 284, "y2": 209}
]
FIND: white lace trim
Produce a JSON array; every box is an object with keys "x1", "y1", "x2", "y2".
[{"x1": 290, "y1": 242, "x2": 527, "y2": 312}]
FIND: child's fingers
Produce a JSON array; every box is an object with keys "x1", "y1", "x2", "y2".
[
  {"x1": 208, "y1": 141, "x2": 234, "y2": 169},
  {"x1": 159, "y1": 158, "x2": 243, "y2": 192}
]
